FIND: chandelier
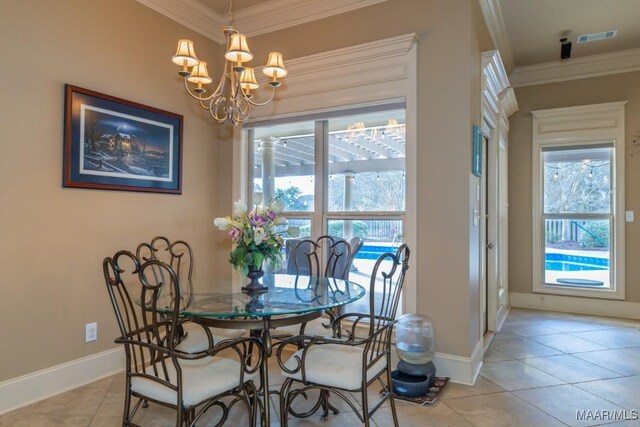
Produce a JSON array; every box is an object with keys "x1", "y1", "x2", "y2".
[{"x1": 171, "y1": 0, "x2": 287, "y2": 125}]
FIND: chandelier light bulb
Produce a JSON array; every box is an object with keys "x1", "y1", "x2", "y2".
[
  {"x1": 239, "y1": 67, "x2": 259, "y2": 93},
  {"x1": 225, "y1": 33, "x2": 253, "y2": 68},
  {"x1": 172, "y1": 39, "x2": 199, "y2": 75}
]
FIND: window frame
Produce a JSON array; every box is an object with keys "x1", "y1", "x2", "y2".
[
  {"x1": 531, "y1": 102, "x2": 626, "y2": 300},
  {"x1": 231, "y1": 34, "x2": 417, "y2": 312}
]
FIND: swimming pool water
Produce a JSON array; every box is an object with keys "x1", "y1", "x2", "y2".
[{"x1": 545, "y1": 253, "x2": 608, "y2": 271}]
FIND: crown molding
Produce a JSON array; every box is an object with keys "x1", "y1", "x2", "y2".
[
  {"x1": 234, "y1": 0, "x2": 387, "y2": 38},
  {"x1": 138, "y1": 0, "x2": 386, "y2": 43},
  {"x1": 481, "y1": 50, "x2": 510, "y2": 117},
  {"x1": 499, "y1": 87, "x2": 518, "y2": 119},
  {"x1": 137, "y1": 0, "x2": 225, "y2": 43},
  {"x1": 247, "y1": 33, "x2": 418, "y2": 119},
  {"x1": 478, "y1": 0, "x2": 514, "y2": 73},
  {"x1": 510, "y1": 48, "x2": 640, "y2": 87}
]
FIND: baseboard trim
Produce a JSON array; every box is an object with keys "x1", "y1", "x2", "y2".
[
  {"x1": 432, "y1": 339, "x2": 484, "y2": 386},
  {"x1": 510, "y1": 292, "x2": 640, "y2": 320},
  {"x1": 0, "y1": 348, "x2": 124, "y2": 416}
]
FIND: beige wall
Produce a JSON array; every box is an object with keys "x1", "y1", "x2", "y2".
[
  {"x1": 0, "y1": 0, "x2": 232, "y2": 381},
  {"x1": 237, "y1": 0, "x2": 493, "y2": 357},
  {"x1": 0, "y1": 0, "x2": 494, "y2": 384},
  {"x1": 509, "y1": 71, "x2": 640, "y2": 302}
]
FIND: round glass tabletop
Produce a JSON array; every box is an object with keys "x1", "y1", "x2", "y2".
[{"x1": 161, "y1": 274, "x2": 366, "y2": 318}]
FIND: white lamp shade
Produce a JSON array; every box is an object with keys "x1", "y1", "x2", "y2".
[
  {"x1": 263, "y1": 52, "x2": 287, "y2": 78},
  {"x1": 172, "y1": 39, "x2": 199, "y2": 67},
  {"x1": 239, "y1": 67, "x2": 259, "y2": 90},
  {"x1": 225, "y1": 33, "x2": 253, "y2": 63},
  {"x1": 187, "y1": 61, "x2": 212, "y2": 84}
]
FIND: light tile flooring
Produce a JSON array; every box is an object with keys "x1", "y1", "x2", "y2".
[{"x1": 2, "y1": 308, "x2": 640, "y2": 426}]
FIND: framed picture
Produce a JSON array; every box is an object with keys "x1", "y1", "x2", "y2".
[
  {"x1": 472, "y1": 124, "x2": 482, "y2": 177},
  {"x1": 64, "y1": 84, "x2": 182, "y2": 194}
]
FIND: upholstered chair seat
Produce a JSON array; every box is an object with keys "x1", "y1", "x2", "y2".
[{"x1": 281, "y1": 344, "x2": 386, "y2": 390}]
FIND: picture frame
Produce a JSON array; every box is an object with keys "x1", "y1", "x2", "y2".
[
  {"x1": 472, "y1": 124, "x2": 482, "y2": 177},
  {"x1": 63, "y1": 84, "x2": 183, "y2": 194}
]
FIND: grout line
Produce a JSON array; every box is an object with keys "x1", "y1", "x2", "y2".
[{"x1": 87, "y1": 373, "x2": 118, "y2": 426}]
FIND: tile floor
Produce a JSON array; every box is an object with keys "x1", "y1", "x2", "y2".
[{"x1": 2, "y1": 308, "x2": 640, "y2": 426}]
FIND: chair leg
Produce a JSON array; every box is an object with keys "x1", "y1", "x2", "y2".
[
  {"x1": 320, "y1": 390, "x2": 340, "y2": 420},
  {"x1": 386, "y1": 370, "x2": 400, "y2": 427},
  {"x1": 279, "y1": 378, "x2": 294, "y2": 427},
  {"x1": 361, "y1": 385, "x2": 371, "y2": 427}
]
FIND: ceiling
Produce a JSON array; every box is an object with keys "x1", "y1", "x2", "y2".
[
  {"x1": 198, "y1": 0, "x2": 271, "y2": 15},
  {"x1": 142, "y1": 0, "x2": 640, "y2": 82},
  {"x1": 499, "y1": 0, "x2": 640, "y2": 67}
]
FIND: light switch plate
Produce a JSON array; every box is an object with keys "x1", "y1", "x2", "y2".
[
  {"x1": 85, "y1": 322, "x2": 97, "y2": 342},
  {"x1": 626, "y1": 211, "x2": 634, "y2": 222}
]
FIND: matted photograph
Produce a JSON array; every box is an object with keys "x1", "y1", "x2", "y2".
[{"x1": 63, "y1": 85, "x2": 182, "y2": 193}]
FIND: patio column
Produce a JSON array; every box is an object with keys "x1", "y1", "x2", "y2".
[
  {"x1": 262, "y1": 140, "x2": 276, "y2": 204},
  {"x1": 344, "y1": 172, "x2": 354, "y2": 238}
]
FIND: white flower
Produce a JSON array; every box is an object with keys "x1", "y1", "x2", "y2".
[
  {"x1": 254, "y1": 227, "x2": 266, "y2": 245},
  {"x1": 213, "y1": 217, "x2": 230, "y2": 230},
  {"x1": 253, "y1": 192, "x2": 263, "y2": 206},
  {"x1": 233, "y1": 200, "x2": 247, "y2": 216},
  {"x1": 272, "y1": 200, "x2": 284, "y2": 213}
]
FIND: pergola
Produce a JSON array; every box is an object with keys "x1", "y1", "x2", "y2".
[{"x1": 250, "y1": 121, "x2": 406, "y2": 207}]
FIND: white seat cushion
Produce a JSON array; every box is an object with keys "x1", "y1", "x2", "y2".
[
  {"x1": 176, "y1": 322, "x2": 246, "y2": 353},
  {"x1": 281, "y1": 344, "x2": 387, "y2": 390},
  {"x1": 131, "y1": 356, "x2": 256, "y2": 407}
]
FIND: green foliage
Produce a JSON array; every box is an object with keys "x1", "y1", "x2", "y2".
[
  {"x1": 275, "y1": 187, "x2": 307, "y2": 211},
  {"x1": 327, "y1": 221, "x2": 369, "y2": 238},
  {"x1": 581, "y1": 221, "x2": 609, "y2": 248},
  {"x1": 546, "y1": 231, "x2": 562, "y2": 244}
]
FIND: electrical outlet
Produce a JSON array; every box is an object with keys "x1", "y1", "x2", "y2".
[{"x1": 85, "y1": 322, "x2": 97, "y2": 343}]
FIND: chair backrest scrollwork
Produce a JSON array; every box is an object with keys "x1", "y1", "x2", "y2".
[
  {"x1": 103, "y1": 252, "x2": 182, "y2": 383},
  {"x1": 288, "y1": 235, "x2": 352, "y2": 280},
  {"x1": 136, "y1": 236, "x2": 194, "y2": 308}
]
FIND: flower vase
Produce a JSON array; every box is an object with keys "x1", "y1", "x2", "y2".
[{"x1": 242, "y1": 262, "x2": 268, "y2": 293}]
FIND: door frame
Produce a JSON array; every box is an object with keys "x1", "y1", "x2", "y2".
[{"x1": 480, "y1": 51, "x2": 518, "y2": 338}]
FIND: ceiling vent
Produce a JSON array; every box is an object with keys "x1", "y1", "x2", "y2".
[{"x1": 577, "y1": 30, "x2": 618, "y2": 43}]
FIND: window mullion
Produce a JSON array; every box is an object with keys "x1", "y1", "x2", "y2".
[{"x1": 313, "y1": 120, "x2": 327, "y2": 237}]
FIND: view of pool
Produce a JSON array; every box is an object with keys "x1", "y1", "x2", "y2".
[
  {"x1": 355, "y1": 244, "x2": 401, "y2": 260},
  {"x1": 545, "y1": 253, "x2": 608, "y2": 271}
]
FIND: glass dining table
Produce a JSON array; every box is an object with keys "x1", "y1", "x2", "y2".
[
  {"x1": 157, "y1": 273, "x2": 365, "y2": 425},
  {"x1": 169, "y1": 273, "x2": 365, "y2": 355}
]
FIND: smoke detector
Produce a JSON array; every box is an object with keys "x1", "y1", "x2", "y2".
[{"x1": 577, "y1": 30, "x2": 618, "y2": 43}]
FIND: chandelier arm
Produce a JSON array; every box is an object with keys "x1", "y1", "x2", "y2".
[
  {"x1": 241, "y1": 86, "x2": 278, "y2": 107},
  {"x1": 182, "y1": 78, "x2": 217, "y2": 102},
  {"x1": 200, "y1": 95, "x2": 222, "y2": 111},
  {"x1": 210, "y1": 96, "x2": 232, "y2": 124},
  {"x1": 211, "y1": 60, "x2": 230, "y2": 99}
]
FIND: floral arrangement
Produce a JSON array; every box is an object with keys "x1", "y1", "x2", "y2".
[{"x1": 214, "y1": 195, "x2": 299, "y2": 275}]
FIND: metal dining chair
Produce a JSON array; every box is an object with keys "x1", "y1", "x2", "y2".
[
  {"x1": 136, "y1": 236, "x2": 245, "y2": 353},
  {"x1": 278, "y1": 235, "x2": 353, "y2": 338},
  {"x1": 103, "y1": 251, "x2": 265, "y2": 426},
  {"x1": 276, "y1": 244, "x2": 410, "y2": 427}
]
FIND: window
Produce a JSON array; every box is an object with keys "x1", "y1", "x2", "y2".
[
  {"x1": 246, "y1": 104, "x2": 406, "y2": 314},
  {"x1": 542, "y1": 145, "x2": 613, "y2": 289},
  {"x1": 531, "y1": 102, "x2": 626, "y2": 299}
]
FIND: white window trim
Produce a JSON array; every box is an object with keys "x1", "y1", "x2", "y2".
[
  {"x1": 531, "y1": 101, "x2": 627, "y2": 300},
  {"x1": 232, "y1": 34, "x2": 418, "y2": 313}
]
